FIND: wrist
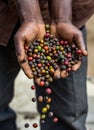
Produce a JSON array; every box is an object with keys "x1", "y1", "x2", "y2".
[
  {"x1": 52, "y1": 18, "x2": 71, "y2": 24},
  {"x1": 14, "y1": 0, "x2": 43, "y2": 24},
  {"x1": 21, "y1": 18, "x2": 44, "y2": 24},
  {"x1": 50, "y1": 0, "x2": 72, "y2": 24}
]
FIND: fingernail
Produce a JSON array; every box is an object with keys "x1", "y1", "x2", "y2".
[{"x1": 56, "y1": 75, "x2": 60, "y2": 79}]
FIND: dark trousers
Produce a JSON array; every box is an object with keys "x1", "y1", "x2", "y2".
[
  {"x1": 35, "y1": 26, "x2": 88, "y2": 130},
  {"x1": 0, "y1": 29, "x2": 20, "y2": 129},
  {"x1": 0, "y1": 26, "x2": 87, "y2": 130}
]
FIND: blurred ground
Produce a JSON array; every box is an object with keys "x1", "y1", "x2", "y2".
[
  {"x1": 10, "y1": 15, "x2": 94, "y2": 130},
  {"x1": 86, "y1": 15, "x2": 94, "y2": 77}
]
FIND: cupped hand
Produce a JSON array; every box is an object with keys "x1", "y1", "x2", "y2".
[
  {"x1": 14, "y1": 22, "x2": 45, "y2": 79},
  {"x1": 51, "y1": 23, "x2": 87, "y2": 78}
]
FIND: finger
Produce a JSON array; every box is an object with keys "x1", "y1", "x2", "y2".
[
  {"x1": 18, "y1": 54, "x2": 33, "y2": 79},
  {"x1": 60, "y1": 70, "x2": 69, "y2": 78},
  {"x1": 54, "y1": 68, "x2": 61, "y2": 79},
  {"x1": 72, "y1": 61, "x2": 81, "y2": 71},
  {"x1": 20, "y1": 57, "x2": 33, "y2": 79},
  {"x1": 37, "y1": 24, "x2": 46, "y2": 39},
  {"x1": 50, "y1": 25, "x2": 58, "y2": 37},
  {"x1": 14, "y1": 38, "x2": 33, "y2": 79},
  {"x1": 34, "y1": 77, "x2": 41, "y2": 85},
  {"x1": 73, "y1": 33, "x2": 88, "y2": 56}
]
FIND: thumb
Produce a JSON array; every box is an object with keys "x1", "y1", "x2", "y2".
[
  {"x1": 14, "y1": 33, "x2": 36, "y2": 79},
  {"x1": 73, "y1": 33, "x2": 88, "y2": 56}
]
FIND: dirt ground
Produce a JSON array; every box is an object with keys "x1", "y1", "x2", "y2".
[{"x1": 86, "y1": 15, "x2": 94, "y2": 77}]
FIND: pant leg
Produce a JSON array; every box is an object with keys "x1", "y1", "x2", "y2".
[
  {"x1": 0, "y1": 24, "x2": 20, "y2": 130},
  {"x1": 35, "y1": 26, "x2": 88, "y2": 130}
]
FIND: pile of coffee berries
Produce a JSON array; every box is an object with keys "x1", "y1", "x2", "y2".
[{"x1": 25, "y1": 25, "x2": 82, "y2": 86}]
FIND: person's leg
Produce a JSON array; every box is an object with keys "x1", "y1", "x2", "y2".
[
  {"x1": 35, "y1": 26, "x2": 88, "y2": 130},
  {"x1": 0, "y1": 24, "x2": 20, "y2": 130}
]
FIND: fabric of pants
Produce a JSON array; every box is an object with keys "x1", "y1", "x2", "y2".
[
  {"x1": 35, "y1": 26, "x2": 88, "y2": 130},
  {"x1": 0, "y1": 24, "x2": 20, "y2": 130}
]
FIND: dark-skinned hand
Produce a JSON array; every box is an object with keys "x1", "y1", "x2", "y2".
[
  {"x1": 14, "y1": 22, "x2": 45, "y2": 79},
  {"x1": 51, "y1": 22, "x2": 87, "y2": 78}
]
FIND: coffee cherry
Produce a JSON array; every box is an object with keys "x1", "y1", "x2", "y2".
[
  {"x1": 31, "y1": 85, "x2": 36, "y2": 90},
  {"x1": 41, "y1": 114, "x2": 46, "y2": 119},
  {"x1": 46, "y1": 97, "x2": 52, "y2": 103},
  {"x1": 32, "y1": 97, "x2": 36, "y2": 102},
  {"x1": 67, "y1": 67, "x2": 72, "y2": 73},
  {"x1": 46, "y1": 56, "x2": 51, "y2": 61},
  {"x1": 24, "y1": 123, "x2": 29, "y2": 128},
  {"x1": 41, "y1": 120, "x2": 45, "y2": 124},
  {"x1": 48, "y1": 112, "x2": 54, "y2": 117},
  {"x1": 76, "y1": 49, "x2": 82, "y2": 54},
  {"x1": 45, "y1": 24, "x2": 50, "y2": 30},
  {"x1": 32, "y1": 123, "x2": 38, "y2": 128},
  {"x1": 45, "y1": 88, "x2": 52, "y2": 94},
  {"x1": 46, "y1": 104, "x2": 50, "y2": 110},
  {"x1": 38, "y1": 96, "x2": 43, "y2": 102},
  {"x1": 38, "y1": 45, "x2": 42, "y2": 51},
  {"x1": 42, "y1": 107, "x2": 48, "y2": 113},
  {"x1": 40, "y1": 81, "x2": 45, "y2": 87},
  {"x1": 53, "y1": 117, "x2": 59, "y2": 123},
  {"x1": 28, "y1": 56, "x2": 33, "y2": 61}
]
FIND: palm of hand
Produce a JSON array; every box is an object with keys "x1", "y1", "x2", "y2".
[
  {"x1": 14, "y1": 22, "x2": 46, "y2": 79},
  {"x1": 50, "y1": 23, "x2": 84, "y2": 78}
]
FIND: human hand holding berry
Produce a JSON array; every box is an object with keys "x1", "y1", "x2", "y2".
[
  {"x1": 14, "y1": 0, "x2": 50, "y2": 79},
  {"x1": 14, "y1": 22, "x2": 46, "y2": 79},
  {"x1": 49, "y1": 0, "x2": 87, "y2": 78}
]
